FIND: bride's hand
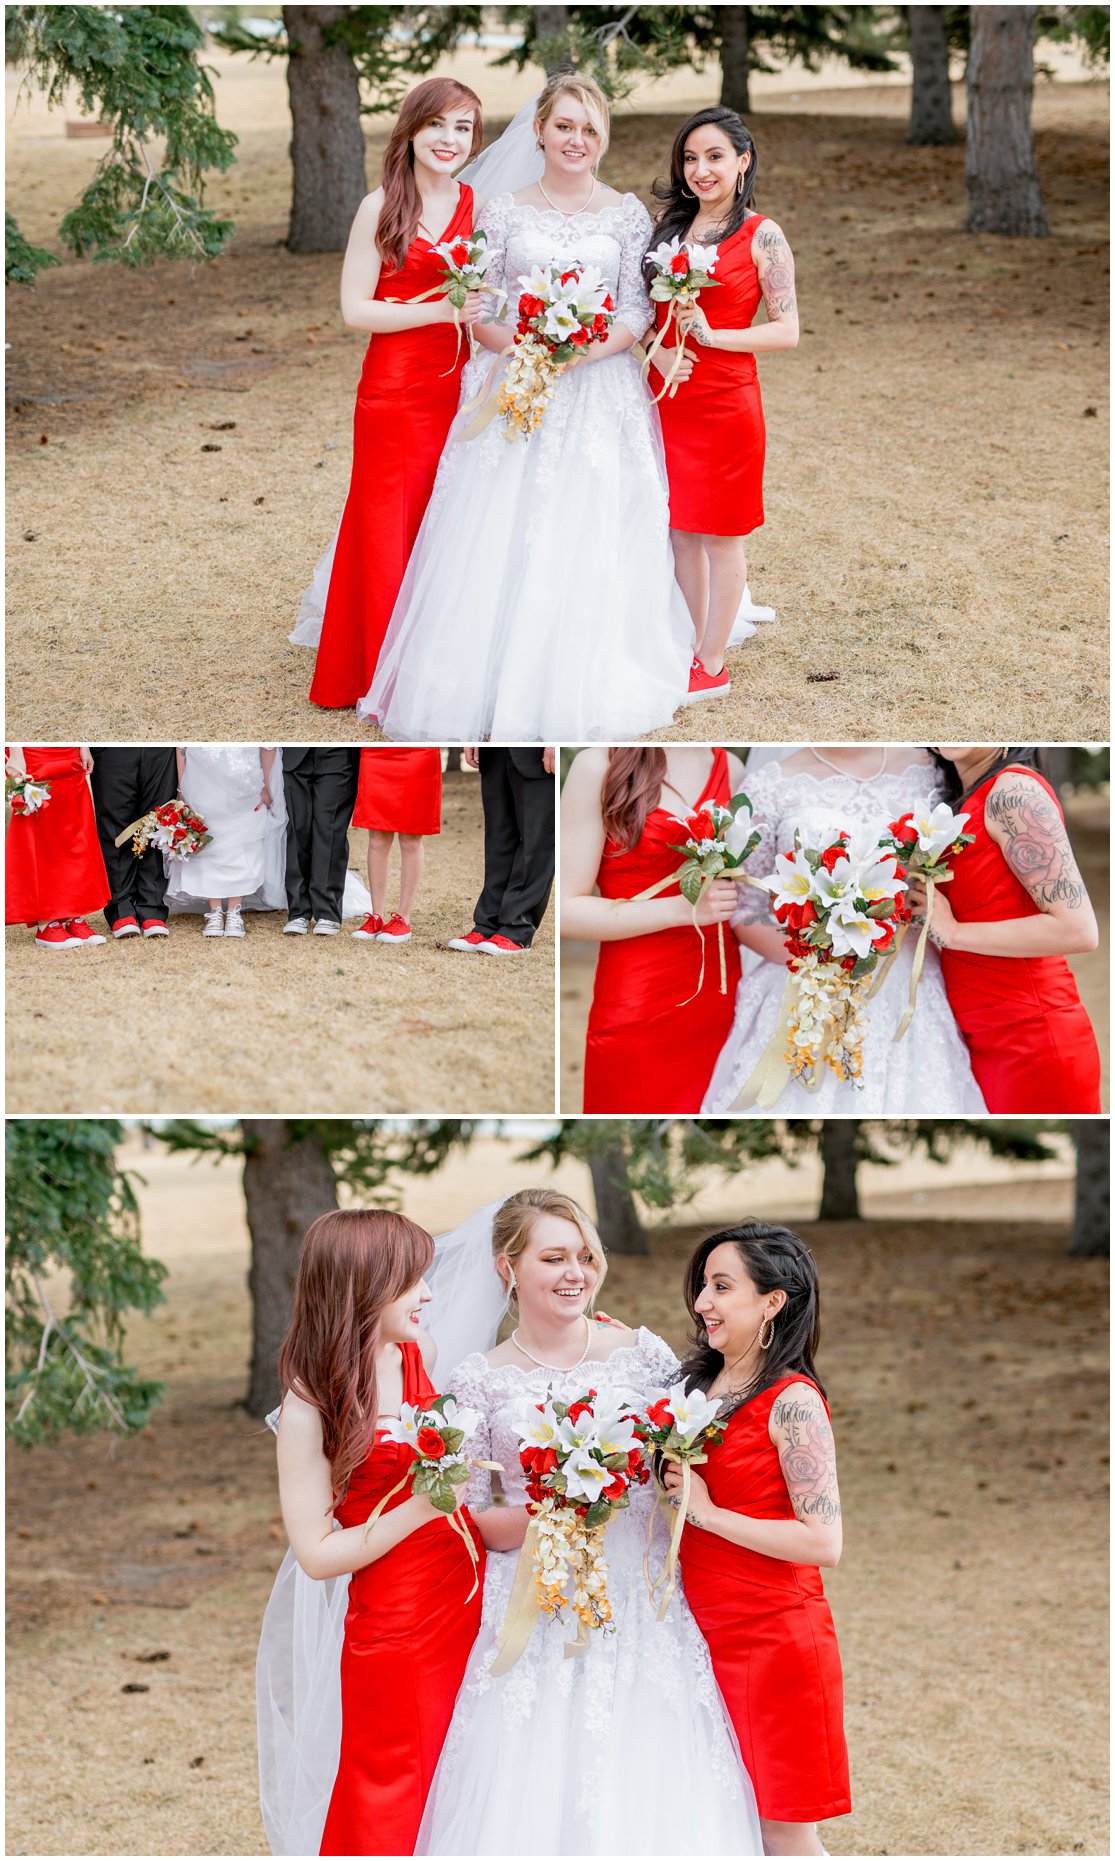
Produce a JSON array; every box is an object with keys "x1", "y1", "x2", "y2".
[
  {"x1": 692, "y1": 878, "x2": 739, "y2": 926},
  {"x1": 658, "y1": 345, "x2": 697, "y2": 384},
  {"x1": 258, "y1": 784, "x2": 272, "y2": 811}
]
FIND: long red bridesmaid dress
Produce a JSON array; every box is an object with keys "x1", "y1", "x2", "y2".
[
  {"x1": 653, "y1": 215, "x2": 766, "y2": 536},
  {"x1": 583, "y1": 747, "x2": 742, "y2": 1112},
  {"x1": 309, "y1": 186, "x2": 475, "y2": 710},
  {"x1": 5, "y1": 747, "x2": 110, "y2": 925},
  {"x1": 320, "y1": 1340, "x2": 484, "y2": 1856},
  {"x1": 680, "y1": 1373, "x2": 851, "y2": 1825},
  {"x1": 939, "y1": 767, "x2": 1101, "y2": 1112},
  {"x1": 352, "y1": 748, "x2": 443, "y2": 836}
]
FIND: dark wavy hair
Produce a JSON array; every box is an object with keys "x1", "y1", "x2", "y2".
[
  {"x1": 929, "y1": 748, "x2": 1048, "y2": 808},
  {"x1": 645, "y1": 107, "x2": 759, "y2": 275},
  {"x1": 678, "y1": 1221, "x2": 825, "y2": 1406}
]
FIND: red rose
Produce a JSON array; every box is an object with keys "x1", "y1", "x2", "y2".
[
  {"x1": 603, "y1": 1475, "x2": 627, "y2": 1501},
  {"x1": 645, "y1": 1398, "x2": 673, "y2": 1430},
  {"x1": 686, "y1": 807, "x2": 716, "y2": 841},
  {"x1": 559, "y1": 269, "x2": 578, "y2": 285},
  {"x1": 568, "y1": 326, "x2": 590, "y2": 346},
  {"x1": 872, "y1": 920, "x2": 896, "y2": 951},
  {"x1": 670, "y1": 252, "x2": 690, "y2": 276},
  {"x1": 416, "y1": 1426, "x2": 446, "y2": 1459},
  {"x1": 567, "y1": 1399, "x2": 594, "y2": 1423},
  {"x1": 592, "y1": 313, "x2": 608, "y2": 334},
  {"x1": 575, "y1": 1505, "x2": 589, "y2": 1519},
  {"x1": 603, "y1": 293, "x2": 615, "y2": 311},
  {"x1": 888, "y1": 813, "x2": 918, "y2": 848},
  {"x1": 820, "y1": 844, "x2": 849, "y2": 874},
  {"x1": 449, "y1": 241, "x2": 470, "y2": 266},
  {"x1": 10, "y1": 795, "x2": 26, "y2": 815},
  {"x1": 626, "y1": 1446, "x2": 643, "y2": 1469}
]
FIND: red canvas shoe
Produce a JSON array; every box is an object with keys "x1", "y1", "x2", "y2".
[
  {"x1": 351, "y1": 913, "x2": 385, "y2": 940},
  {"x1": 685, "y1": 656, "x2": 731, "y2": 702},
  {"x1": 34, "y1": 922, "x2": 83, "y2": 949},
  {"x1": 479, "y1": 934, "x2": 528, "y2": 955},
  {"x1": 447, "y1": 929, "x2": 488, "y2": 952},
  {"x1": 377, "y1": 914, "x2": 413, "y2": 943},
  {"x1": 111, "y1": 915, "x2": 141, "y2": 939},
  {"x1": 141, "y1": 919, "x2": 169, "y2": 938},
  {"x1": 65, "y1": 918, "x2": 106, "y2": 946}
]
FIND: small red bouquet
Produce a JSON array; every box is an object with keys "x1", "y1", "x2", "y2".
[
  {"x1": 6, "y1": 774, "x2": 51, "y2": 816},
  {"x1": 116, "y1": 801, "x2": 212, "y2": 860}
]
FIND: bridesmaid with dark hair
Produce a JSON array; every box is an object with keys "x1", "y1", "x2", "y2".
[
  {"x1": 665, "y1": 1223, "x2": 850, "y2": 1857},
  {"x1": 561, "y1": 744, "x2": 743, "y2": 1111},
  {"x1": 918, "y1": 747, "x2": 1101, "y2": 1112},
  {"x1": 646, "y1": 109, "x2": 799, "y2": 702}
]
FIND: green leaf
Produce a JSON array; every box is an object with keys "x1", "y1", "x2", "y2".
[
  {"x1": 582, "y1": 1499, "x2": 611, "y2": 1530},
  {"x1": 679, "y1": 866, "x2": 704, "y2": 907}
]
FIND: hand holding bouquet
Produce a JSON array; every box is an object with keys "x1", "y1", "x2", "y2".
[
  {"x1": 6, "y1": 773, "x2": 51, "y2": 816},
  {"x1": 638, "y1": 1382, "x2": 724, "y2": 1617},
  {"x1": 431, "y1": 228, "x2": 495, "y2": 365},
  {"x1": 881, "y1": 802, "x2": 973, "y2": 1039},
  {"x1": 642, "y1": 235, "x2": 720, "y2": 402},
  {"x1": 464, "y1": 260, "x2": 614, "y2": 442},
  {"x1": 370, "y1": 1394, "x2": 494, "y2": 1598},
  {"x1": 115, "y1": 801, "x2": 212, "y2": 860}
]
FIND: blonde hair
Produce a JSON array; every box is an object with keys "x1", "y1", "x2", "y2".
[
  {"x1": 492, "y1": 1188, "x2": 607, "y2": 1312},
  {"x1": 534, "y1": 72, "x2": 611, "y2": 163}
]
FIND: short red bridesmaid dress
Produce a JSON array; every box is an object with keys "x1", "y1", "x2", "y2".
[
  {"x1": 653, "y1": 215, "x2": 766, "y2": 536},
  {"x1": 309, "y1": 186, "x2": 475, "y2": 709},
  {"x1": 352, "y1": 748, "x2": 443, "y2": 836},
  {"x1": 940, "y1": 767, "x2": 1101, "y2": 1112},
  {"x1": 320, "y1": 1340, "x2": 484, "y2": 1857},
  {"x1": 5, "y1": 747, "x2": 110, "y2": 926},
  {"x1": 680, "y1": 1374, "x2": 851, "y2": 1825},
  {"x1": 584, "y1": 747, "x2": 742, "y2": 1112}
]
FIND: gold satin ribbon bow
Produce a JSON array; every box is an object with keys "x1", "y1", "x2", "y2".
[{"x1": 643, "y1": 1447, "x2": 709, "y2": 1620}]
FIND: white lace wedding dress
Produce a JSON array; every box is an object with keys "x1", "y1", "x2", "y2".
[
  {"x1": 356, "y1": 192, "x2": 696, "y2": 743},
  {"x1": 416, "y1": 1328, "x2": 762, "y2": 1856},
  {"x1": 703, "y1": 757, "x2": 987, "y2": 1114}
]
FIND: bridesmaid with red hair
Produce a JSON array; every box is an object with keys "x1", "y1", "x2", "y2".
[
  {"x1": 269, "y1": 1208, "x2": 484, "y2": 1856},
  {"x1": 561, "y1": 745, "x2": 743, "y2": 1111},
  {"x1": 5, "y1": 745, "x2": 109, "y2": 949},
  {"x1": 302, "y1": 79, "x2": 485, "y2": 709}
]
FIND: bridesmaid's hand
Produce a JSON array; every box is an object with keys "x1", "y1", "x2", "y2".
[
  {"x1": 693, "y1": 879, "x2": 739, "y2": 927},
  {"x1": 6, "y1": 747, "x2": 27, "y2": 778},
  {"x1": 453, "y1": 290, "x2": 486, "y2": 328},
  {"x1": 674, "y1": 302, "x2": 712, "y2": 348},
  {"x1": 663, "y1": 1462, "x2": 716, "y2": 1529},
  {"x1": 79, "y1": 747, "x2": 94, "y2": 774},
  {"x1": 923, "y1": 887, "x2": 958, "y2": 948}
]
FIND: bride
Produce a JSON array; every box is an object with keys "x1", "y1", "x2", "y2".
[
  {"x1": 357, "y1": 75, "x2": 699, "y2": 743},
  {"x1": 703, "y1": 745, "x2": 988, "y2": 1114}
]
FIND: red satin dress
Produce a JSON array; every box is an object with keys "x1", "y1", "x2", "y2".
[
  {"x1": 584, "y1": 748, "x2": 742, "y2": 1112},
  {"x1": 940, "y1": 768, "x2": 1101, "y2": 1112},
  {"x1": 352, "y1": 748, "x2": 443, "y2": 836},
  {"x1": 680, "y1": 1374, "x2": 851, "y2": 1824},
  {"x1": 5, "y1": 747, "x2": 110, "y2": 925},
  {"x1": 653, "y1": 215, "x2": 766, "y2": 536},
  {"x1": 320, "y1": 1341, "x2": 484, "y2": 1857},
  {"x1": 309, "y1": 186, "x2": 475, "y2": 709}
]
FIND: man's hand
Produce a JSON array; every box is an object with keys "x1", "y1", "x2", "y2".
[
  {"x1": 543, "y1": 746, "x2": 556, "y2": 775},
  {"x1": 464, "y1": 746, "x2": 480, "y2": 771}
]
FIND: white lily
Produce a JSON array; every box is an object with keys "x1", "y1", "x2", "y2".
[
  {"x1": 561, "y1": 1449, "x2": 611, "y2": 1502},
  {"x1": 595, "y1": 1410, "x2": 639, "y2": 1457},
  {"x1": 513, "y1": 1398, "x2": 564, "y2": 1450},
  {"x1": 824, "y1": 913, "x2": 878, "y2": 960},
  {"x1": 666, "y1": 1382, "x2": 722, "y2": 1444},
  {"x1": 557, "y1": 1409, "x2": 602, "y2": 1455},
  {"x1": 762, "y1": 846, "x2": 817, "y2": 911},
  {"x1": 910, "y1": 802, "x2": 971, "y2": 859},
  {"x1": 723, "y1": 803, "x2": 755, "y2": 859},
  {"x1": 648, "y1": 233, "x2": 718, "y2": 277},
  {"x1": 379, "y1": 1402, "x2": 423, "y2": 1446},
  {"x1": 439, "y1": 1398, "x2": 481, "y2": 1441}
]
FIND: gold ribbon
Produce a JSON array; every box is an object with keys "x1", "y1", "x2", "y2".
[
  {"x1": 489, "y1": 1515, "x2": 544, "y2": 1676},
  {"x1": 729, "y1": 969, "x2": 808, "y2": 1112},
  {"x1": 643, "y1": 1449, "x2": 708, "y2": 1620},
  {"x1": 893, "y1": 871, "x2": 952, "y2": 1042},
  {"x1": 606, "y1": 868, "x2": 766, "y2": 1006}
]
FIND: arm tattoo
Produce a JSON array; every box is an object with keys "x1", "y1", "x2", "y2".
[
  {"x1": 771, "y1": 1393, "x2": 841, "y2": 1528},
  {"x1": 753, "y1": 221, "x2": 797, "y2": 323},
  {"x1": 985, "y1": 776, "x2": 1086, "y2": 911}
]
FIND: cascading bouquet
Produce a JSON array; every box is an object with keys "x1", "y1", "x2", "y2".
[
  {"x1": 369, "y1": 1394, "x2": 497, "y2": 1601},
  {"x1": 878, "y1": 802, "x2": 974, "y2": 1040},
  {"x1": 114, "y1": 801, "x2": 212, "y2": 861},
  {"x1": 731, "y1": 825, "x2": 910, "y2": 1108},
  {"x1": 491, "y1": 1386, "x2": 647, "y2": 1674},
  {"x1": 638, "y1": 1382, "x2": 724, "y2": 1619},
  {"x1": 641, "y1": 235, "x2": 720, "y2": 402},
  {"x1": 464, "y1": 261, "x2": 615, "y2": 442},
  {"x1": 6, "y1": 773, "x2": 51, "y2": 816},
  {"x1": 430, "y1": 227, "x2": 495, "y2": 367}
]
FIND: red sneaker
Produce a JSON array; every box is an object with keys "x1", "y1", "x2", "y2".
[
  {"x1": 377, "y1": 914, "x2": 413, "y2": 943},
  {"x1": 141, "y1": 919, "x2": 169, "y2": 938},
  {"x1": 351, "y1": 913, "x2": 385, "y2": 940},
  {"x1": 65, "y1": 918, "x2": 106, "y2": 946},
  {"x1": 447, "y1": 929, "x2": 488, "y2": 952},
  {"x1": 479, "y1": 934, "x2": 528, "y2": 955},
  {"x1": 34, "y1": 922, "x2": 83, "y2": 949},
  {"x1": 685, "y1": 656, "x2": 731, "y2": 702},
  {"x1": 111, "y1": 915, "x2": 141, "y2": 939}
]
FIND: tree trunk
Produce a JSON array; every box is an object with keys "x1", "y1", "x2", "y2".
[
  {"x1": 819, "y1": 1122, "x2": 862, "y2": 1220},
  {"x1": 588, "y1": 1146, "x2": 649, "y2": 1254},
  {"x1": 534, "y1": 6, "x2": 571, "y2": 75},
  {"x1": 283, "y1": 5, "x2": 367, "y2": 254},
  {"x1": 905, "y1": 6, "x2": 956, "y2": 144},
  {"x1": 965, "y1": 6, "x2": 1048, "y2": 236},
  {"x1": 1068, "y1": 1122, "x2": 1108, "y2": 1257},
  {"x1": 719, "y1": 8, "x2": 751, "y2": 115},
  {"x1": 242, "y1": 1120, "x2": 340, "y2": 1415}
]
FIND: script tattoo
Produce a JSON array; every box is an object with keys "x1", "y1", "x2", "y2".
[
  {"x1": 771, "y1": 1392, "x2": 841, "y2": 1528},
  {"x1": 753, "y1": 220, "x2": 797, "y2": 323},
  {"x1": 985, "y1": 775, "x2": 1086, "y2": 911}
]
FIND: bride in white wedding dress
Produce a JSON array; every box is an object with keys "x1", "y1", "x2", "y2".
[{"x1": 703, "y1": 746, "x2": 987, "y2": 1114}]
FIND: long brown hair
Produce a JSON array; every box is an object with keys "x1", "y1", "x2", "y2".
[
  {"x1": 378, "y1": 77, "x2": 483, "y2": 271},
  {"x1": 601, "y1": 747, "x2": 667, "y2": 851},
  {"x1": 278, "y1": 1207, "x2": 434, "y2": 1498}
]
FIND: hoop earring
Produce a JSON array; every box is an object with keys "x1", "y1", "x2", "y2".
[
  {"x1": 736, "y1": 172, "x2": 744, "y2": 198},
  {"x1": 681, "y1": 183, "x2": 696, "y2": 200},
  {"x1": 758, "y1": 1315, "x2": 775, "y2": 1351}
]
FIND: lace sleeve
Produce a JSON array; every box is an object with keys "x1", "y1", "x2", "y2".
[
  {"x1": 732, "y1": 766, "x2": 782, "y2": 928},
  {"x1": 614, "y1": 193, "x2": 654, "y2": 339},
  {"x1": 637, "y1": 1327, "x2": 682, "y2": 1388},
  {"x1": 477, "y1": 193, "x2": 512, "y2": 326},
  {"x1": 446, "y1": 1352, "x2": 495, "y2": 1512}
]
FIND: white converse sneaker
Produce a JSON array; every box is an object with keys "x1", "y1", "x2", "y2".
[
  {"x1": 312, "y1": 919, "x2": 341, "y2": 936},
  {"x1": 224, "y1": 907, "x2": 246, "y2": 938},
  {"x1": 202, "y1": 908, "x2": 225, "y2": 937},
  {"x1": 283, "y1": 916, "x2": 310, "y2": 934}
]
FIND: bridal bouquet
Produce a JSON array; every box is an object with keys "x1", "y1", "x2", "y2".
[
  {"x1": 732, "y1": 826, "x2": 910, "y2": 1107},
  {"x1": 492, "y1": 1387, "x2": 646, "y2": 1673},
  {"x1": 638, "y1": 1382, "x2": 724, "y2": 1619},
  {"x1": 879, "y1": 802, "x2": 973, "y2": 1039},
  {"x1": 493, "y1": 261, "x2": 615, "y2": 439},
  {"x1": 116, "y1": 801, "x2": 212, "y2": 861},
  {"x1": 642, "y1": 234, "x2": 720, "y2": 401},
  {"x1": 6, "y1": 773, "x2": 51, "y2": 816},
  {"x1": 369, "y1": 1394, "x2": 494, "y2": 1599}
]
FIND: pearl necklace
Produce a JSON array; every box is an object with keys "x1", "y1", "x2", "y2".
[
  {"x1": 538, "y1": 175, "x2": 597, "y2": 218},
  {"x1": 809, "y1": 746, "x2": 888, "y2": 781},
  {"x1": 511, "y1": 1314, "x2": 592, "y2": 1371}
]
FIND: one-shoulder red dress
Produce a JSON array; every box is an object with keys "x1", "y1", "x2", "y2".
[
  {"x1": 939, "y1": 767, "x2": 1101, "y2": 1112},
  {"x1": 653, "y1": 215, "x2": 766, "y2": 536},
  {"x1": 5, "y1": 747, "x2": 110, "y2": 926},
  {"x1": 352, "y1": 748, "x2": 443, "y2": 836},
  {"x1": 583, "y1": 747, "x2": 742, "y2": 1112},
  {"x1": 680, "y1": 1374, "x2": 851, "y2": 1825},
  {"x1": 320, "y1": 1340, "x2": 484, "y2": 1857},
  {"x1": 309, "y1": 186, "x2": 474, "y2": 709}
]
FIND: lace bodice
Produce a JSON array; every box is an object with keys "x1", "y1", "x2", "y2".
[
  {"x1": 181, "y1": 745, "x2": 268, "y2": 805},
  {"x1": 477, "y1": 192, "x2": 654, "y2": 339}
]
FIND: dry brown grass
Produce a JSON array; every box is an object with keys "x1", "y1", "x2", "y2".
[
  {"x1": 560, "y1": 785, "x2": 1110, "y2": 1111},
  {"x1": 5, "y1": 56, "x2": 1107, "y2": 741},
  {"x1": 4, "y1": 1138, "x2": 1107, "y2": 1856},
  {"x1": 5, "y1": 771, "x2": 555, "y2": 1113}
]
